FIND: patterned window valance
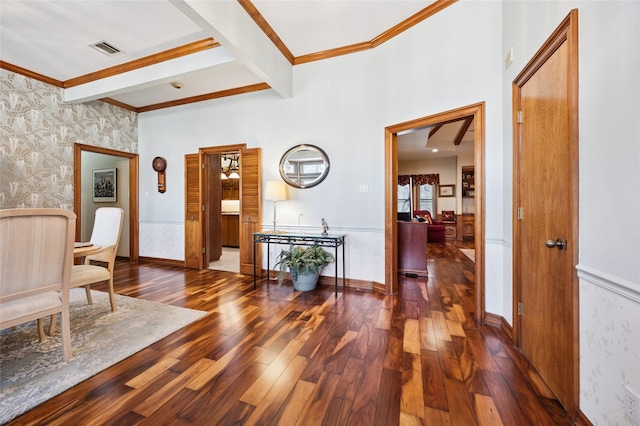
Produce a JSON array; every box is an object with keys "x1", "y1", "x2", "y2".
[{"x1": 398, "y1": 174, "x2": 439, "y2": 186}]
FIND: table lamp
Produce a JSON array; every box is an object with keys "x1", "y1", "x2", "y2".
[{"x1": 265, "y1": 180, "x2": 287, "y2": 232}]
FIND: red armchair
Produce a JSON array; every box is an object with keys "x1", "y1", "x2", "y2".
[{"x1": 413, "y1": 210, "x2": 446, "y2": 242}]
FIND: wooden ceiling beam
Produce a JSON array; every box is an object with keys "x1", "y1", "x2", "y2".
[
  {"x1": 429, "y1": 123, "x2": 444, "y2": 138},
  {"x1": 453, "y1": 116, "x2": 474, "y2": 146}
]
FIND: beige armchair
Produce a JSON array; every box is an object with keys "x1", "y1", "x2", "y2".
[
  {"x1": 71, "y1": 207, "x2": 124, "y2": 311},
  {"x1": 0, "y1": 208, "x2": 75, "y2": 361}
]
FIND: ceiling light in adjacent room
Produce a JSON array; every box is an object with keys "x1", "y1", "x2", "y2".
[{"x1": 170, "y1": 82, "x2": 183, "y2": 89}]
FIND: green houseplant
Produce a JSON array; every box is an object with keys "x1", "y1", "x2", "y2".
[{"x1": 274, "y1": 245, "x2": 335, "y2": 291}]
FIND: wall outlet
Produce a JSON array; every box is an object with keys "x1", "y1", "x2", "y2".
[{"x1": 625, "y1": 385, "x2": 640, "y2": 425}]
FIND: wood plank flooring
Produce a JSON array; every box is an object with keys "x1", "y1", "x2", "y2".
[{"x1": 9, "y1": 241, "x2": 572, "y2": 425}]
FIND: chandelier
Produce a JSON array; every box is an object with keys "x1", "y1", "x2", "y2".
[{"x1": 221, "y1": 153, "x2": 240, "y2": 179}]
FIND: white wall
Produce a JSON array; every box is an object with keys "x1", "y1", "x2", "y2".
[
  {"x1": 138, "y1": 1, "x2": 504, "y2": 285},
  {"x1": 502, "y1": 2, "x2": 640, "y2": 424}
]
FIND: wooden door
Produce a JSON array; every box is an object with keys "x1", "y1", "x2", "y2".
[
  {"x1": 239, "y1": 148, "x2": 261, "y2": 275},
  {"x1": 205, "y1": 153, "x2": 222, "y2": 262},
  {"x1": 513, "y1": 10, "x2": 579, "y2": 413},
  {"x1": 185, "y1": 154, "x2": 203, "y2": 269}
]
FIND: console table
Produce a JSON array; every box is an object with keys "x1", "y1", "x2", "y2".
[{"x1": 253, "y1": 232, "x2": 346, "y2": 297}]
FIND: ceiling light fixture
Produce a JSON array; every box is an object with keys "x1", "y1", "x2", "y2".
[
  {"x1": 170, "y1": 82, "x2": 183, "y2": 89},
  {"x1": 432, "y1": 148, "x2": 439, "y2": 153}
]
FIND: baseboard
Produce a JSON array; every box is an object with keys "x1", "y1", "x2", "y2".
[
  {"x1": 483, "y1": 312, "x2": 514, "y2": 340},
  {"x1": 139, "y1": 256, "x2": 184, "y2": 268},
  {"x1": 574, "y1": 410, "x2": 593, "y2": 425},
  {"x1": 317, "y1": 275, "x2": 374, "y2": 292}
]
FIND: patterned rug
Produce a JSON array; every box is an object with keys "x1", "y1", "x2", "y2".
[
  {"x1": 460, "y1": 248, "x2": 475, "y2": 263},
  {"x1": 0, "y1": 289, "x2": 207, "y2": 424}
]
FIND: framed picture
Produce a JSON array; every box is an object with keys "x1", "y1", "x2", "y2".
[
  {"x1": 438, "y1": 184, "x2": 455, "y2": 197},
  {"x1": 93, "y1": 168, "x2": 117, "y2": 202}
]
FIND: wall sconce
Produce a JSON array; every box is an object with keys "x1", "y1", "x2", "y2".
[{"x1": 152, "y1": 156, "x2": 167, "y2": 193}]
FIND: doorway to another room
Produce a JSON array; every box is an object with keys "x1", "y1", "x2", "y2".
[{"x1": 385, "y1": 102, "x2": 485, "y2": 322}]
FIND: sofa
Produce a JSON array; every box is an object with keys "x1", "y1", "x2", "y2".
[{"x1": 413, "y1": 210, "x2": 446, "y2": 242}]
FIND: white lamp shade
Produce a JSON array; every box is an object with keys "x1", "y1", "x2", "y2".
[{"x1": 265, "y1": 180, "x2": 287, "y2": 201}]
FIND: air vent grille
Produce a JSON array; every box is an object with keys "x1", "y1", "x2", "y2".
[{"x1": 90, "y1": 41, "x2": 123, "y2": 56}]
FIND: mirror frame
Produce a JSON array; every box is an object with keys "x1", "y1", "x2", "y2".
[{"x1": 279, "y1": 144, "x2": 330, "y2": 189}]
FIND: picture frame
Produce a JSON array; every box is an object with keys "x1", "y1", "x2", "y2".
[
  {"x1": 438, "y1": 184, "x2": 455, "y2": 197},
  {"x1": 93, "y1": 168, "x2": 117, "y2": 202}
]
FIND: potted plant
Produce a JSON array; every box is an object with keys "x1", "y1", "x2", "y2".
[{"x1": 274, "y1": 245, "x2": 335, "y2": 291}]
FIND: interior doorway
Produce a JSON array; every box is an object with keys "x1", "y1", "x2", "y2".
[
  {"x1": 184, "y1": 144, "x2": 261, "y2": 274},
  {"x1": 73, "y1": 143, "x2": 139, "y2": 262},
  {"x1": 384, "y1": 103, "x2": 485, "y2": 322}
]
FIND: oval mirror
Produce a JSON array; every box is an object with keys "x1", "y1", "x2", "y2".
[{"x1": 279, "y1": 144, "x2": 330, "y2": 189}]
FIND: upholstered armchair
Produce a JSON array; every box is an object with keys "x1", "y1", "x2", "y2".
[
  {"x1": 0, "y1": 208, "x2": 76, "y2": 361},
  {"x1": 413, "y1": 210, "x2": 446, "y2": 242}
]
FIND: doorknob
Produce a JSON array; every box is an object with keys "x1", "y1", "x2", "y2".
[{"x1": 545, "y1": 238, "x2": 567, "y2": 250}]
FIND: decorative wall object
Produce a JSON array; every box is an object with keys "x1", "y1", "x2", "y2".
[
  {"x1": 438, "y1": 184, "x2": 455, "y2": 197},
  {"x1": 0, "y1": 69, "x2": 138, "y2": 209},
  {"x1": 92, "y1": 168, "x2": 117, "y2": 202}
]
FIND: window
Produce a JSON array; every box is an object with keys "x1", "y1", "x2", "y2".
[
  {"x1": 418, "y1": 184, "x2": 435, "y2": 214},
  {"x1": 398, "y1": 184, "x2": 411, "y2": 213}
]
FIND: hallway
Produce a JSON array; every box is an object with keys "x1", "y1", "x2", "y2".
[{"x1": 11, "y1": 242, "x2": 571, "y2": 425}]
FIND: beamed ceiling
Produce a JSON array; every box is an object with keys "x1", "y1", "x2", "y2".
[{"x1": 1, "y1": 0, "x2": 470, "y2": 158}]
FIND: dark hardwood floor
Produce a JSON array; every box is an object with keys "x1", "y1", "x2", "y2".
[{"x1": 10, "y1": 241, "x2": 572, "y2": 425}]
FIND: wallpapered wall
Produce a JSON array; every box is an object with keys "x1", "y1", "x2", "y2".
[{"x1": 0, "y1": 69, "x2": 138, "y2": 209}]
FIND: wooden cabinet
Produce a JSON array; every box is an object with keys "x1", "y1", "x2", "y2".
[
  {"x1": 461, "y1": 214, "x2": 475, "y2": 241},
  {"x1": 397, "y1": 221, "x2": 428, "y2": 276},
  {"x1": 462, "y1": 166, "x2": 475, "y2": 198},
  {"x1": 444, "y1": 223, "x2": 457, "y2": 241},
  {"x1": 222, "y1": 179, "x2": 239, "y2": 200},
  {"x1": 221, "y1": 214, "x2": 239, "y2": 247}
]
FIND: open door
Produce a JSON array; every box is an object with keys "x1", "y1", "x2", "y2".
[
  {"x1": 185, "y1": 145, "x2": 261, "y2": 273},
  {"x1": 204, "y1": 152, "x2": 222, "y2": 263},
  {"x1": 239, "y1": 148, "x2": 262, "y2": 275},
  {"x1": 185, "y1": 153, "x2": 203, "y2": 269}
]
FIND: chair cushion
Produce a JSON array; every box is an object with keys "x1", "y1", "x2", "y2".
[
  {"x1": 71, "y1": 265, "x2": 110, "y2": 287},
  {"x1": 0, "y1": 292, "x2": 61, "y2": 324}
]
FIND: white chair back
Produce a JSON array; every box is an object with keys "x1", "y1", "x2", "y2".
[{"x1": 88, "y1": 207, "x2": 124, "y2": 264}]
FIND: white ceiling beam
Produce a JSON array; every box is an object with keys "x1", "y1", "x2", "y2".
[
  {"x1": 64, "y1": 48, "x2": 237, "y2": 104},
  {"x1": 171, "y1": 0, "x2": 292, "y2": 98}
]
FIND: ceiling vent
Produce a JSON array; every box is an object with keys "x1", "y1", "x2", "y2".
[{"x1": 90, "y1": 41, "x2": 123, "y2": 56}]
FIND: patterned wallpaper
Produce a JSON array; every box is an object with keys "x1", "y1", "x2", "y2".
[{"x1": 0, "y1": 69, "x2": 138, "y2": 209}]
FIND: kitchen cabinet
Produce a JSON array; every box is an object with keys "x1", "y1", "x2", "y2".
[{"x1": 222, "y1": 214, "x2": 239, "y2": 247}]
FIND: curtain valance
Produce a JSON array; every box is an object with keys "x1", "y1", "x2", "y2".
[{"x1": 398, "y1": 174, "x2": 439, "y2": 186}]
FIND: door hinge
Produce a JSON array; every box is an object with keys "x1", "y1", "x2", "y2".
[
  {"x1": 202, "y1": 205, "x2": 205, "y2": 212},
  {"x1": 517, "y1": 111, "x2": 523, "y2": 124},
  {"x1": 201, "y1": 162, "x2": 205, "y2": 169},
  {"x1": 518, "y1": 302, "x2": 523, "y2": 316},
  {"x1": 517, "y1": 207, "x2": 523, "y2": 220},
  {"x1": 202, "y1": 247, "x2": 206, "y2": 254}
]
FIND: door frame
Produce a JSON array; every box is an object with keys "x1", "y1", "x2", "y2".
[
  {"x1": 512, "y1": 9, "x2": 579, "y2": 415},
  {"x1": 198, "y1": 144, "x2": 246, "y2": 269},
  {"x1": 73, "y1": 143, "x2": 139, "y2": 262},
  {"x1": 384, "y1": 102, "x2": 485, "y2": 323}
]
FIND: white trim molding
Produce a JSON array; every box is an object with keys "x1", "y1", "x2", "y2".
[{"x1": 576, "y1": 264, "x2": 640, "y2": 303}]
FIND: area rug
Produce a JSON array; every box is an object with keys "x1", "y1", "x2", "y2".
[
  {"x1": 460, "y1": 248, "x2": 475, "y2": 263},
  {"x1": 0, "y1": 289, "x2": 207, "y2": 424}
]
